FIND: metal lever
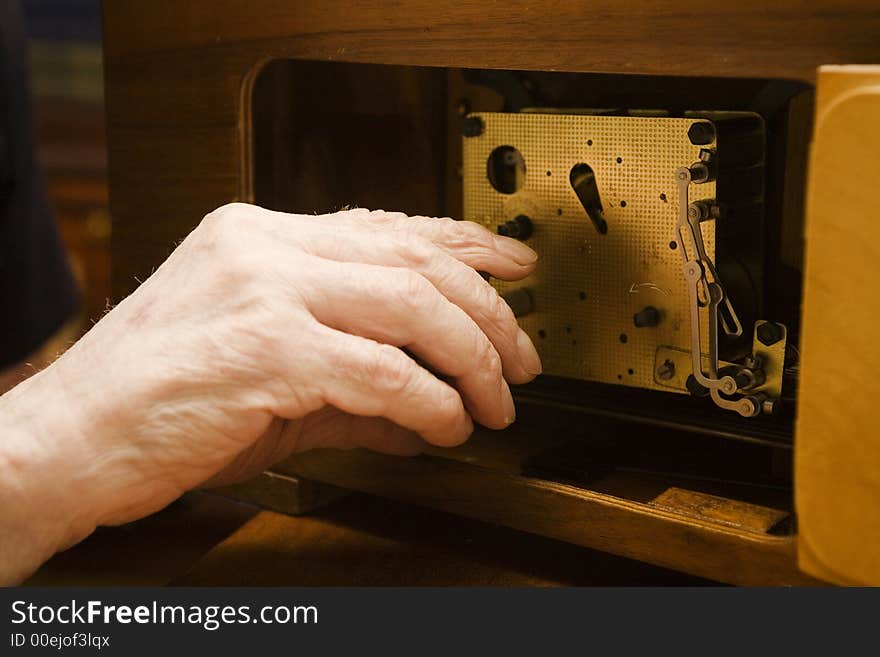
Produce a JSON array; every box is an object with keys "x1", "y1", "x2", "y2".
[
  {"x1": 674, "y1": 166, "x2": 760, "y2": 417},
  {"x1": 676, "y1": 170, "x2": 743, "y2": 328}
]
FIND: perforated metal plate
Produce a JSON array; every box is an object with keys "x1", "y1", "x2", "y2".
[{"x1": 462, "y1": 112, "x2": 714, "y2": 392}]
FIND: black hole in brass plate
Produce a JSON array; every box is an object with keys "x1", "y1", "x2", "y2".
[
  {"x1": 569, "y1": 163, "x2": 607, "y2": 235},
  {"x1": 487, "y1": 145, "x2": 525, "y2": 194}
]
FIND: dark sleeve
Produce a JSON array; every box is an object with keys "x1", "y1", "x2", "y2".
[{"x1": 0, "y1": 2, "x2": 79, "y2": 369}]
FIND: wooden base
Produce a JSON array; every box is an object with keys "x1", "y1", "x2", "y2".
[
  {"x1": 243, "y1": 407, "x2": 820, "y2": 586},
  {"x1": 174, "y1": 494, "x2": 712, "y2": 586},
  {"x1": 212, "y1": 471, "x2": 347, "y2": 517}
]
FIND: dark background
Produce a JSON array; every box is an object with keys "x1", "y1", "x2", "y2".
[{"x1": 22, "y1": 0, "x2": 108, "y2": 331}]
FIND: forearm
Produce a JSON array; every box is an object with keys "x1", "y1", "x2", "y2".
[
  {"x1": 0, "y1": 324, "x2": 222, "y2": 584},
  {"x1": 0, "y1": 364, "x2": 102, "y2": 584}
]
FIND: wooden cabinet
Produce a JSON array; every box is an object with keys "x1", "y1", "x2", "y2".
[{"x1": 102, "y1": 1, "x2": 880, "y2": 585}]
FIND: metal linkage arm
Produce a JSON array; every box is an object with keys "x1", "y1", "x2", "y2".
[{"x1": 673, "y1": 166, "x2": 763, "y2": 418}]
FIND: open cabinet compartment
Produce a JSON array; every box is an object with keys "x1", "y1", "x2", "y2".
[{"x1": 239, "y1": 59, "x2": 819, "y2": 585}]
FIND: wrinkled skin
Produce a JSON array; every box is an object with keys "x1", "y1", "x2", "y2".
[{"x1": 0, "y1": 204, "x2": 541, "y2": 583}]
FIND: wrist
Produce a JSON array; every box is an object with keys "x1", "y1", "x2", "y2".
[{"x1": 0, "y1": 361, "x2": 105, "y2": 582}]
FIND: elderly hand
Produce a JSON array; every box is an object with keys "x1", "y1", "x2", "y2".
[{"x1": 0, "y1": 203, "x2": 540, "y2": 582}]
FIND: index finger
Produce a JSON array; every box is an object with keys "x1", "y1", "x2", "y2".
[{"x1": 334, "y1": 209, "x2": 539, "y2": 281}]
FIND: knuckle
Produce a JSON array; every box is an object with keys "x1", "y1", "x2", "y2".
[
  {"x1": 372, "y1": 210, "x2": 408, "y2": 225},
  {"x1": 211, "y1": 246, "x2": 270, "y2": 295},
  {"x1": 436, "y1": 217, "x2": 464, "y2": 242},
  {"x1": 369, "y1": 344, "x2": 414, "y2": 394},
  {"x1": 341, "y1": 208, "x2": 394, "y2": 232},
  {"x1": 368, "y1": 210, "x2": 412, "y2": 237},
  {"x1": 434, "y1": 386, "x2": 464, "y2": 424},
  {"x1": 442, "y1": 218, "x2": 493, "y2": 249},
  {"x1": 220, "y1": 243, "x2": 264, "y2": 283},
  {"x1": 476, "y1": 338, "x2": 503, "y2": 378},
  {"x1": 352, "y1": 208, "x2": 395, "y2": 227},
  {"x1": 483, "y1": 282, "x2": 514, "y2": 323},
  {"x1": 391, "y1": 270, "x2": 434, "y2": 310},
  {"x1": 396, "y1": 234, "x2": 436, "y2": 270},
  {"x1": 480, "y1": 283, "x2": 520, "y2": 343},
  {"x1": 201, "y1": 202, "x2": 249, "y2": 231},
  {"x1": 197, "y1": 203, "x2": 252, "y2": 255},
  {"x1": 335, "y1": 207, "x2": 371, "y2": 221}
]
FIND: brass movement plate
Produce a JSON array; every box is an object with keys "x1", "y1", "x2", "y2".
[{"x1": 463, "y1": 112, "x2": 714, "y2": 392}]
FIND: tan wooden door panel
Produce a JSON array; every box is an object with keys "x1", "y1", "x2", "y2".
[{"x1": 797, "y1": 65, "x2": 880, "y2": 585}]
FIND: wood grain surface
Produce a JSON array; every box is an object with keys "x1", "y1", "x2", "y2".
[
  {"x1": 104, "y1": 1, "x2": 880, "y2": 80},
  {"x1": 274, "y1": 440, "x2": 816, "y2": 586},
  {"x1": 27, "y1": 491, "x2": 712, "y2": 586},
  {"x1": 175, "y1": 493, "x2": 712, "y2": 586},
  {"x1": 25, "y1": 493, "x2": 257, "y2": 586},
  {"x1": 796, "y1": 65, "x2": 880, "y2": 585}
]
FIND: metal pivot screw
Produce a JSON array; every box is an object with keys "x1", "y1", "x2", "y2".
[
  {"x1": 497, "y1": 215, "x2": 533, "y2": 240},
  {"x1": 688, "y1": 201, "x2": 721, "y2": 222},
  {"x1": 656, "y1": 359, "x2": 675, "y2": 381},
  {"x1": 688, "y1": 163, "x2": 711, "y2": 183},
  {"x1": 738, "y1": 396, "x2": 762, "y2": 418},
  {"x1": 686, "y1": 151, "x2": 716, "y2": 184},
  {"x1": 633, "y1": 306, "x2": 661, "y2": 328},
  {"x1": 461, "y1": 116, "x2": 484, "y2": 137}
]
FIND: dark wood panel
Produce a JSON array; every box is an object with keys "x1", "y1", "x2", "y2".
[
  {"x1": 101, "y1": 54, "x2": 247, "y2": 127},
  {"x1": 103, "y1": 1, "x2": 880, "y2": 82},
  {"x1": 108, "y1": 127, "x2": 240, "y2": 176},
  {"x1": 253, "y1": 60, "x2": 448, "y2": 217}
]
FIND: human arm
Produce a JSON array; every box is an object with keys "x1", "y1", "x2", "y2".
[{"x1": 0, "y1": 203, "x2": 541, "y2": 583}]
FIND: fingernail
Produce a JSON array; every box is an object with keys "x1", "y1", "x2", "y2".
[
  {"x1": 495, "y1": 236, "x2": 538, "y2": 266},
  {"x1": 500, "y1": 379, "x2": 516, "y2": 425},
  {"x1": 517, "y1": 328, "x2": 543, "y2": 376}
]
